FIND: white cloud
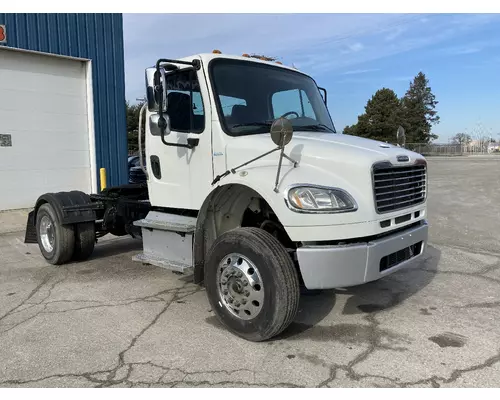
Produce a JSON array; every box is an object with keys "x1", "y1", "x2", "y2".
[
  {"x1": 122, "y1": 13, "x2": 500, "y2": 101},
  {"x1": 385, "y1": 26, "x2": 407, "y2": 42},
  {"x1": 347, "y1": 42, "x2": 364, "y2": 52},
  {"x1": 341, "y1": 68, "x2": 380, "y2": 75}
]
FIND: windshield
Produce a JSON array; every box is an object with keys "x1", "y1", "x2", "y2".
[{"x1": 209, "y1": 58, "x2": 336, "y2": 136}]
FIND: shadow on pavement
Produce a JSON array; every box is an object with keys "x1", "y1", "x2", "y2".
[{"x1": 278, "y1": 245, "x2": 441, "y2": 340}]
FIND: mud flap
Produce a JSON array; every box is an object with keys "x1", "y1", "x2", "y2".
[{"x1": 24, "y1": 211, "x2": 37, "y2": 244}]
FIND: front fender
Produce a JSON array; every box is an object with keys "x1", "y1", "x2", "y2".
[{"x1": 192, "y1": 178, "x2": 285, "y2": 284}]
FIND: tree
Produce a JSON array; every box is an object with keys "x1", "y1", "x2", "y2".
[
  {"x1": 126, "y1": 101, "x2": 145, "y2": 153},
  {"x1": 342, "y1": 88, "x2": 403, "y2": 143},
  {"x1": 401, "y1": 72, "x2": 440, "y2": 143},
  {"x1": 451, "y1": 133, "x2": 472, "y2": 145}
]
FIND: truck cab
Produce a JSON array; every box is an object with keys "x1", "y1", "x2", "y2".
[{"x1": 25, "y1": 51, "x2": 428, "y2": 342}]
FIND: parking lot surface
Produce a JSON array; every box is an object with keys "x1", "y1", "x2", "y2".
[{"x1": 1, "y1": 157, "x2": 499, "y2": 388}]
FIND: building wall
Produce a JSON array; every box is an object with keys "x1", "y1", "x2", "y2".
[{"x1": 0, "y1": 13, "x2": 127, "y2": 187}]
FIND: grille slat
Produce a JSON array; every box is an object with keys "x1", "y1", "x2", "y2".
[
  {"x1": 377, "y1": 190, "x2": 426, "y2": 203},
  {"x1": 375, "y1": 173, "x2": 426, "y2": 183},
  {"x1": 375, "y1": 169, "x2": 425, "y2": 177},
  {"x1": 375, "y1": 179, "x2": 426, "y2": 190},
  {"x1": 373, "y1": 163, "x2": 427, "y2": 213}
]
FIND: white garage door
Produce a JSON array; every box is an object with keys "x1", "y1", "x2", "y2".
[{"x1": 0, "y1": 48, "x2": 93, "y2": 211}]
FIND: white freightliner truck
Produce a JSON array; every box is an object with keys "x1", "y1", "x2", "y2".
[{"x1": 24, "y1": 51, "x2": 429, "y2": 342}]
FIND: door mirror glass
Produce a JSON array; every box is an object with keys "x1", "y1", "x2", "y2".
[{"x1": 145, "y1": 67, "x2": 168, "y2": 113}]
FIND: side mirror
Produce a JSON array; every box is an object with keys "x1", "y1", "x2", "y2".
[
  {"x1": 146, "y1": 65, "x2": 171, "y2": 139},
  {"x1": 270, "y1": 117, "x2": 294, "y2": 147},
  {"x1": 397, "y1": 126, "x2": 406, "y2": 148},
  {"x1": 145, "y1": 67, "x2": 168, "y2": 113}
]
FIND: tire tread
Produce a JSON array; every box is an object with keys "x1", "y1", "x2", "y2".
[
  {"x1": 205, "y1": 227, "x2": 300, "y2": 341},
  {"x1": 73, "y1": 222, "x2": 96, "y2": 261}
]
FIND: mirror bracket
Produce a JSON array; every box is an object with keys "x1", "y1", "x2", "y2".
[
  {"x1": 211, "y1": 117, "x2": 298, "y2": 187},
  {"x1": 318, "y1": 87, "x2": 327, "y2": 105}
]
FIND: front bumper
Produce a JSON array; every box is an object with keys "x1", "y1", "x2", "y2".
[{"x1": 296, "y1": 220, "x2": 428, "y2": 289}]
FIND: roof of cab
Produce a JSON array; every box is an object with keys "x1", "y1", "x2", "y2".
[{"x1": 176, "y1": 52, "x2": 301, "y2": 73}]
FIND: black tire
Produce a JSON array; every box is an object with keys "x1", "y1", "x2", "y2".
[
  {"x1": 72, "y1": 222, "x2": 96, "y2": 261},
  {"x1": 35, "y1": 203, "x2": 75, "y2": 265},
  {"x1": 204, "y1": 227, "x2": 300, "y2": 342}
]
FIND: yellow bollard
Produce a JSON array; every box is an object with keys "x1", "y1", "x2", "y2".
[{"x1": 100, "y1": 168, "x2": 107, "y2": 191}]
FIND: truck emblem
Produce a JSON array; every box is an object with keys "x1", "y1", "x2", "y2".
[{"x1": 397, "y1": 155, "x2": 409, "y2": 162}]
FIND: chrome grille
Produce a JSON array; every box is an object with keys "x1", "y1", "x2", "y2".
[{"x1": 372, "y1": 162, "x2": 427, "y2": 213}]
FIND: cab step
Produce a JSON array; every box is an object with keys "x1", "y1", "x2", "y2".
[{"x1": 132, "y1": 211, "x2": 197, "y2": 274}]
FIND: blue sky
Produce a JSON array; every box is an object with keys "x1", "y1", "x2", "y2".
[{"x1": 123, "y1": 13, "x2": 500, "y2": 143}]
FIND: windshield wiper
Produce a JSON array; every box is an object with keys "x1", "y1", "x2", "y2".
[
  {"x1": 232, "y1": 121, "x2": 272, "y2": 128},
  {"x1": 300, "y1": 124, "x2": 335, "y2": 133}
]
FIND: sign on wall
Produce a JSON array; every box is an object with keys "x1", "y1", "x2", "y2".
[
  {"x1": 0, "y1": 25, "x2": 6, "y2": 43},
  {"x1": 0, "y1": 134, "x2": 12, "y2": 147}
]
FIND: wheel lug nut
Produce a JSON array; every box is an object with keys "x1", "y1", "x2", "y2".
[
  {"x1": 241, "y1": 299, "x2": 247, "y2": 305},
  {"x1": 228, "y1": 297, "x2": 233, "y2": 303},
  {"x1": 234, "y1": 302, "x2": 240, "y2": 307},
  {"x1": 223, "y1": 289, "x2": 228, "y2": 295},
  {"x1": 243, "y1": 281, "x2": 248, "y2": 286},
  {"x1": 245, "y1": 291, "x2": 250, "y2": 297}
]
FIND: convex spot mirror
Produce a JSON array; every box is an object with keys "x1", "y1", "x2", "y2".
[{"x1": 270, "y1": 117, "x2": 294, "y2": 147}]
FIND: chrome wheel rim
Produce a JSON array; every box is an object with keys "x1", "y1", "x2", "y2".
[
  {"x1": 39, "y1": 215, "x2": 55, "y2": 253},
  {"x1": 216, "y1": 253, "x2": 264, "y2": 320}
]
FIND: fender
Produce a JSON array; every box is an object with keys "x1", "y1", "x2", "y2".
[
  {"x1": 24, "y1": 191, "x2": 96, "y2": 244},
  {"x1": 192, "y1": 181, "x2": 281, "y2": 284}
]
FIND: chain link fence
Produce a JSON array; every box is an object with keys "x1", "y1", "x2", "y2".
[{"x1": 406, "y1": 142, "x2": 500, "y2": 156}]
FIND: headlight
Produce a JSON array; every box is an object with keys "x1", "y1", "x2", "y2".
[{"x1": 286, "y1": 185, "x2": 357, "y2": 213}]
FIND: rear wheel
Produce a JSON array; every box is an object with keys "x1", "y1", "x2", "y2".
[
  {"x1": 72, "y1": 222, "x2": 96, "y2": 261},
  {"x1": 205, "y1": 227, "x2": 300, "y2": 342},
  {"x1": 36, "y1": 203, "x2": 75, "y2": 265}
]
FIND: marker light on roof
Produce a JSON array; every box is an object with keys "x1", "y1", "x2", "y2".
[{"x1": 213, "y1": 49, "x2": 221, "y2": 54}]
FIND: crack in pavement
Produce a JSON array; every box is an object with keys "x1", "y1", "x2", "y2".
[
  {"x1": 2, "y1": 237, "x2": 499, "y2": 388},
  {"x1": 284, "y1": 274, "x2": 500, "y2": 388},
  {"x1": 0, "y1": 272, "x2": 54, "y2": 324},
  {"x1": 100, "y1": 284, "x2": 203, "y2": 387},
  {"x1": 456, "y1": 301, "x2": 500, "y2": 310},
  {"x1": 420, "y1": 267, "x2": 500, "y2": 284},
  {"x1": 0, "y1": 278, "x2": 197, "y2": 335},
  {"x1": 398, "y1": 347, "x2": 500, "y2": 388}
]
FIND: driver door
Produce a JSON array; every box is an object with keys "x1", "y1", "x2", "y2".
[{"x1": 146, "y1": 64, "x2": 212, "y2": 210}]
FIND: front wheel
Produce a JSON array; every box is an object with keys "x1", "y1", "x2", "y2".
[{"x1": 204, "y1": 227, "x2": 300, "y2": 342}]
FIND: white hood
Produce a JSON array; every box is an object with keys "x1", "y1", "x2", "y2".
[{"x1": 225, "y1": 131, "x2": 423, "y2": 173}]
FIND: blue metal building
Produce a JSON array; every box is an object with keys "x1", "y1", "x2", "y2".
[{"x1": 0, "y1": 13, "x2": 128, "y2": 191}]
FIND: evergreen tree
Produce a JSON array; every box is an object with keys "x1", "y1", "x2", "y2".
[
  {"x1": 343, "y1": 88, "x2": 403, "y2": 143},
  {"x1": 401, "y1": 72, "x2": 439, "y2": 143},
  {"x1": 126, "y1": 101, "x2": 145, "y2": 153}
]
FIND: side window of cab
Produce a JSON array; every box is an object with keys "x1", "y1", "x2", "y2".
[{"x1": 165, "y1": 69, "x2": 205, "y2": 133}]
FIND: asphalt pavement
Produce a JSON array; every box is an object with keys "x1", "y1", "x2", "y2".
[{"x1": 0, "y1": 157, "x2": 499, "y2": 387}]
